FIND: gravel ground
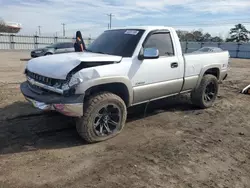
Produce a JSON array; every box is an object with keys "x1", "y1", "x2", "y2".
[{"x1": 0, "y1": 51, "x2": 250, "y2": 188}]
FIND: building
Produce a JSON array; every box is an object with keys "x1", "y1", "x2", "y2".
[{"x1": 0, "y1": 20, "x2": 21, "y2": 33}]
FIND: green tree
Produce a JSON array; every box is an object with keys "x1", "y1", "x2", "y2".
[
  {"x1": 226, "y1": 23, "x2": 250, "y2": 42},
  {"x1": 176, "y1": 30, "x2": 195, "y2": 41},
  {"x1": 202, "y1": 33, "x2": 212, "y2": 42},
  {"x1": 176, "y1": 30, "x2": 188, "y2": 41},
  {"x1": 211, "y1": 36, "x2": 223, "y2": 42},
  {"x1": 192, "y1": 30, "x2": 203, "y2": 41}
]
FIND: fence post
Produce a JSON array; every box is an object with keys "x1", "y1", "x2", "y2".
[
  {"x1": 185, "y1": 41, "x2": 188, "y2": 53},
  {"x1": 9, "y1": 35, "x2": 11, "y2": 50},
  {"x1": 34, "y1": 35, "x2": 38, "y2": 49},
  {"x1": 10, "y1": 34, "x2": 15, "y2": 50},
  {"x1": 201, "y1": 42, "x2": 204, "y2": 48},
  {"x1": 54, "y1": 36, "x2": 58, "y2": 43},
  {"x1": 236, "y1": 43, "x2": 241, "y2": 58}
]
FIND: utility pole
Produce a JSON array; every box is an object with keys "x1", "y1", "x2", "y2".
[
  {"x1": 108, "y1": 23, "x2": 110, "y2": 29},
  {"x1": 107, "y1": 13, "x2": 114, "y2": 29},
  {"x1": 61, "y1": 23, "x2": 66, "y2": 37},
  {"x1": 38, "y1": 26, "x2": 41, "y2": 35}
]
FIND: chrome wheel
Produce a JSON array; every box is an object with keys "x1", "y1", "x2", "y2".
[
  {"x1": 93, "y1": 104, "x2": 121, "y2": 137},
  {"x1": 204, "y1": 82, "x2": 216, "y2": 102}
]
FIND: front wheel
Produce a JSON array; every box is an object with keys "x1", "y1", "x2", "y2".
[
  {"x1": 191, "y1": 74, "x2": 219, "y2": 109},
  {"x1": 76, "y1": 92, "x2": 127, "y2": 143}
]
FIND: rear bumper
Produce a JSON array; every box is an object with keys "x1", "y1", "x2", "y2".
[{"x1": 20, "y1": 81, "x2": 84, "y2": 117}]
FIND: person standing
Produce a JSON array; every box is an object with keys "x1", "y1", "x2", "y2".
[{"x1": 74, "y1": 31, "x2": 86, "y2": 52}]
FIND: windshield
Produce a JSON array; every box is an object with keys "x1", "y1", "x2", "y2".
[
  {"x1": 86, "y1": 29, "x2": 145, "y2": 57},
  {"x1": 198, "y1": 47, "x2": 210, "y2": 52}
]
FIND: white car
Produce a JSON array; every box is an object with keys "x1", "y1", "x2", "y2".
[
  {"x1": 193, "y1": 47, "x2": 223, "y2": 53},
  {"x1": 21, "y1": 26, "x2": 230, "y2": 143}
]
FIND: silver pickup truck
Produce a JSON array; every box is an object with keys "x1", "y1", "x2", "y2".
[{"x1": 21, "y1": 26, "x2": 229, "y2": 143}]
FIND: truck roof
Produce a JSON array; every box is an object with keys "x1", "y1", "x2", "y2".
[{"x1": 109, "y1": 26, "x2": 174, "y2": 32}]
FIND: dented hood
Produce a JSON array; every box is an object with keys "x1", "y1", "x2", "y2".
[{"x1": 26, "y1": 52, "x2": 122, "y2": 79}]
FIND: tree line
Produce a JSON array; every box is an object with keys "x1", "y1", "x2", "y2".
[{"x1": 177, "y1": 23, "x2": 250, "y2": 43}]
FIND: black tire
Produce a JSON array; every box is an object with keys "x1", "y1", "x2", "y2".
[
  {"x1": 191, "y1": 74, "x2": 218, "y2": 109},
  {"x1": 45, "y1": 53, "x2": 52, "y2": 56},
  {"x1": 76, "y1": 92, "x2": 127, "y2": 143}
]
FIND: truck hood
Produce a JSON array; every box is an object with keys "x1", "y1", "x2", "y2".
[{"x1": 26, "y1": 52, "x2": 122, "y2": 79}]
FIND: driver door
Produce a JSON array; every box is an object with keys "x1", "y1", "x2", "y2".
[
  {"x1": 131, "y1": 31, "x2": 183, "y2": 104},
  {"x1": 54, "y1": 43, "x2": 67, "y2": 54}
]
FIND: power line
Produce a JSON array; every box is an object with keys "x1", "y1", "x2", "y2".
[
  {"x1": 61, "y1": 23, "x2": 66, "y2": 36},
  {"x1": 107, "y1": 13, "x2": 114, "y2": 29},
  {"x1": 38, "y1": 26, "x2": 41, "y2": 35}
]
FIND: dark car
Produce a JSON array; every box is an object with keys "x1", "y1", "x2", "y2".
[{"x1": 31, "y1": 42, "x2": 74, "y2": 58}]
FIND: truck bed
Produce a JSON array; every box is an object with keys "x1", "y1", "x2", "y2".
[
  {"x1": 184, "y1": 51, "x2": 229, "y2": 78},
  {"x1": 181, "y1": 51, "x2": 229, "y2": 91}
]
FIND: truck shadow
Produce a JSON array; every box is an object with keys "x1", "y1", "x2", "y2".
[{"x1": 0, "y1": 94, "x2": 198, "y2": 155}]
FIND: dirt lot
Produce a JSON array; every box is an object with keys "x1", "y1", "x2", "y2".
[{"x1": 0, "y1": 51, "x2": 250, "y2": 188}]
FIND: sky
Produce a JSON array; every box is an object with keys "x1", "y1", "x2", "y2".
[{"x1": 0, "y1": 0, "x2": 250, "y2": 39}]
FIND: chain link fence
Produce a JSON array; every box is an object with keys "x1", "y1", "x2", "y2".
[
  {"x1": 180, "y1": 41, "x2": 250, "y2": 59},
  {"x1": 0, "y1": 33, "x2": 94, "y2": 50}
]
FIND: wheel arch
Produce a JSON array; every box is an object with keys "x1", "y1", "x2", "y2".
[
  {"x1": 195, "y1": 64, "x2": 221, "y2": 90},
  {"x1": 44, "y1": 51, "x2": 53, "y2": 55},
  {"x1": 77, "y1": 76, "x2": 133, "y2": 107}
]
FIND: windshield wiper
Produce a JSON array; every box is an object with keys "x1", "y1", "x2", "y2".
[
  {"x1": 95, "y1": 51, "x2": 106, "y2": 54},
  {"x1": 85, "y1": 49, "x2": 107, "y2": 55},
  {"x1": 85, "y1": 49, "x2": 93, "y2": 52}
]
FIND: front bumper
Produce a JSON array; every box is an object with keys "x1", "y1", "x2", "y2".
[
  {"x1": 20, "y1": 82, "x2": 84, "y2": 117},
  {"x1": 30, "y1": 51, "x2": 46, "y2": 58}
]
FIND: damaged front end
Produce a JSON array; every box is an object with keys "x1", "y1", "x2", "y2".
[
  {"x1": 25, "y1": 97, "x2": 83, "y2": 117},
  {"x1": 21, "y1": 69, "x2": 86, "y2": 117},
  {"x1": 21, "y1": 52, "x2": 122, "y2": 117}
]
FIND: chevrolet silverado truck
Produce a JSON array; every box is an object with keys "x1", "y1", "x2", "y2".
[{"x1": 20, "y1": 26, "x2": 229, "y2": 143}]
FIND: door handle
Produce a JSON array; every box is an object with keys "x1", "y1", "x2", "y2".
[{"x1": 171, "y1": 62, "x2": 178, "y2": 68}]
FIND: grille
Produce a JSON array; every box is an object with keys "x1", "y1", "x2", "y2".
[
  {"x1": 26, "y1": 70, "x2": 65, "y2": 86},
  {"x1": 28, "y1": 83, "x2": 51, "y2": 94}
]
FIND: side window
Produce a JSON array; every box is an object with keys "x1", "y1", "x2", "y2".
[
  {"x1": 144, "y1": 33, "x2": 175, "y2": 56},
  {"x1": 56, "y1": 43, "x2": 64, "y2": 49},
  {"x1": 64, "y1": 43, "x2": 73, "y2": 48}
]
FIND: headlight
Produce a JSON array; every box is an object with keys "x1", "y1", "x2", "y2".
[
  {"x1": 61, "y1": 77, "x2": 83, "y2": 91},
  {"x1": 61, "y1": 83, "x2": 70, "y2": 90},
  {"x1": 68, "y1": 77, "x2": 83, "y2": 87}
]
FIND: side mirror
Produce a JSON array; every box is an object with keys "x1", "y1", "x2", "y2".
[{"x1": 138, "y1": 47, "x2": 159, "y2": 60}]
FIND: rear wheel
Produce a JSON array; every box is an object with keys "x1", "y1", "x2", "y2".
[
  {"x1": 191, "y1": 74, "x2": 218, "y2": 109},
  {"x1": 76, "y1": 92, "x2": 127, "y2": 143},
  {"x1": 45, "y1": 52, "x2": 52, "y2": 56}
]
